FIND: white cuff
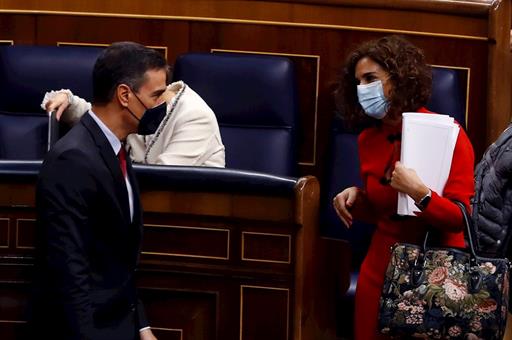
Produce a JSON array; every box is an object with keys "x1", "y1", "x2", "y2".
[
  {"x1": 139, "y1": 326, "x2": 151, "y2": 332},
  {"x1": 40, "y1": 89, "x2": 74, "y2": 112}
]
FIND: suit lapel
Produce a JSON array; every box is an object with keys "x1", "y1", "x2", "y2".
[
  {"x1": 81, "y1": 113, "x2": 131, "y2": 223},
  {"x1": 126, "y1": 153, "x2": 143, "y2": 243}
]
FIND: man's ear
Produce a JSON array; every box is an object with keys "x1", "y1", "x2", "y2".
[{"x1": 117, "y1": 84, "x2": 131, "y2": 108}]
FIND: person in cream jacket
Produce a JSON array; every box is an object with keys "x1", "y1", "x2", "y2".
[{"x1": 42, "y1": 81, "x2": 225, "y2": 167}]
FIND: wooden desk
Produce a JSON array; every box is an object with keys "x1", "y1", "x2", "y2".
[{"x1": 0, "y1": 165, "x2": 348, "y2": 340}]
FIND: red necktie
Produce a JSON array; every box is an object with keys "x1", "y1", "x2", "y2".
[{"x1": 118, "y1": 147, "x2": 127, "y2": 179}]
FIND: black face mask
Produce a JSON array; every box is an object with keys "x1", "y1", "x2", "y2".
[{"x1": 127, "y1": 91, "x2": 167, "y2": 135}]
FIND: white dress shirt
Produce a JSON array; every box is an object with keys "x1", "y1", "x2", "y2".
[{"x1": 88, "y1": 110, "x2": 134, "y2": 222}]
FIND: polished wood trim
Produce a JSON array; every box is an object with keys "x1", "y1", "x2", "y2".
[
  {"x1": 0, "y1": 218, "x2": 9, "y2": 248},
  {"x1": 293, "y1": 176, "x2": 319, "y2": 225},
  {"x1": 57, "y1": 41, "x2": 109, "y2": 47},
  {"x1": 269, "y1": 0, "x2": 494, "y2": 15},
  {"x1": 150, "y1": 327, "x2": 183, "y2": 339},
  {"x1": 239, "y1": 285, "x2": 290, "y2": 340},
  {"x1": 57, "y1": 41, "x2": 169, "y2": 59},
  {"x1": 212, "y1": 48, "x2": 320, "y2": 166},
  {"x1": 486, "y1": 0, "x2": 511, "y2": 142},
  {"x1": 293, "y1": 175, "x2": 320, "y2": 340},
  {"x1": 212, "y1": 48, "x2": 320, "y2": 60},
  {"x1": 15, "y1": 219, "x2": 35, "y2": 250},
  {"x1": 0, "y1": 0, "x2": 495, "y2": 16},
  {"x1": 141, "y1": 224, "x2": 230, "y2": 260},
  {"x1": 0, "y1": 9, "x2": 488, "y2": 41},
  {"x1": 241, "y1": 231, "x2": 292, "y2": 264}
]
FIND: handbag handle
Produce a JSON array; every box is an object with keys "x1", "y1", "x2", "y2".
[
  {"x1": 421, "y1": 200, "x2": 478, "y2": 259},
  {"x1": 414, "y1": 200, "x2": 482, "y2": 292}
]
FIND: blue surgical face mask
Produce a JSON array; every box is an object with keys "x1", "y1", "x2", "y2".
[{"x1": 357, "y1": 80, "x2": 389, "y2": 119}]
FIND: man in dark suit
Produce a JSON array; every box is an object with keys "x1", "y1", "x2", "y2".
[{"x1": 33, "y1": 42, "x2": 168, "y2": 340}]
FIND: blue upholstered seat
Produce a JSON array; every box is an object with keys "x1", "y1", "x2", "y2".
[
  {"x1": 0, "y1": 45, "x2": 102, "y2": 159},
  {"x1": 172, "y1": 52, "x2": 299, "y2": 176},
  {"x1": 429, "y1": 67, "x2": 466, "y2": 128},
  {"x1": 321, "y1": 65, "x2": 468, "y2": 338}
]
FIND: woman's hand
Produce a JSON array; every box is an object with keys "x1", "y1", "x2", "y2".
[
  {"x1": 45, "y1": 92, "x2": 70, "y2": 121},
  {"x1": 158, "y1": 86, "x2": 177, "y2": 104},
  {"x1": 333, "y1": 186, "x2": 364, "y2": 228},
  {"x1": 390, "y1": 161, "x2": 430, "y2": 203}
]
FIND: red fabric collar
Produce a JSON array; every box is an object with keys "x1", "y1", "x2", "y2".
[{"x1": 417, "y1": 107, "x2": 432, "y2": 114}]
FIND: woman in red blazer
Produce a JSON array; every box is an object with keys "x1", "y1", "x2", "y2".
[{"x1": 333, "y1": 35, "x2": 475, "y2": 339}]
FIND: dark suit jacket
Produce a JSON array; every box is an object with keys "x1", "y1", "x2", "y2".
[{"x1": 32, "y1": 113, "x2": 147, "y2": 340}]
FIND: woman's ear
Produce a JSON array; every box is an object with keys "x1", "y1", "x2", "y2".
[{"x1": 116, "y1": 84, "x2": 131, "y2": 108}]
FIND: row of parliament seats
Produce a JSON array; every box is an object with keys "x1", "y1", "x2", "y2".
[
  {"x1": 0, "y1": 45, "x2": 466, "y2": 338},
  {"x1": 0, "y1": 46, "x2": 298, "y2": 177}
]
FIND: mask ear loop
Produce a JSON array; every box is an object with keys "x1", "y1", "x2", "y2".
[
  {"x1": 126, "y1": 107, "x2": 141, "y2": 122},
  {"x1": 124, "y1": 100, "x2": 145, "y2": 143},
  {"x1": 131, "y1": 90, "x2": 149, "y2": 111},
  {"x1": 125, "y1": 87, "x2": 149, "y2": 122}
]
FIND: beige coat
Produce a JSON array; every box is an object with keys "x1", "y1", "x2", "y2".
[{"x1": 42, "y1": 81, "x2": 225, "y2": 167}]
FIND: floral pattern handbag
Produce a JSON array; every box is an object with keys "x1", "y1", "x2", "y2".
[{"x1": 378, "y1": 201, "x2": 510, "y2": 339}]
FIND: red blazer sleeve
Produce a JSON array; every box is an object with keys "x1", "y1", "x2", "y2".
[{"x1": 419, "y1": 126, "x2": 475, "y2": 233}]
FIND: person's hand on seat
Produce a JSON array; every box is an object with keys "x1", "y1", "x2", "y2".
[
  {"x1": 44, "y1": 91, "x2": 70, "y2": 121},
  {"x1": 158, "y1": 86, "x2": 177, "y2": 105}
]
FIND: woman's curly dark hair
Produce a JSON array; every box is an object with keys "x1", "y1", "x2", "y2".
[{"x1": 335, "y1": 35, "x2": 432, "y2": 129}]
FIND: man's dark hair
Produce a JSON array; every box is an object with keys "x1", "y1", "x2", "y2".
[{"x1": 92, "y1": 41, "x2": 168, "y2": 105}]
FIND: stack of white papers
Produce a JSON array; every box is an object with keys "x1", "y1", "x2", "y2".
[{"x1": 397, "y1": 112, "x2": 459, "y2": 216}]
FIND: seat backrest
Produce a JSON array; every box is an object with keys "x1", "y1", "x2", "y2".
[
  {"x1": 320, "y1": 65, "x2": 467, "y2": 268},
  {"x1": 427, "y1": 66, "x2": 466, "y2": 129},
  {"x1": 0, "y1": 45, "x2": 102, "y2": 159},
  {"x1": 172, "y1": 52, "x2": 299, "y2": 176},
  {"x1": 320, "y1": 120, "x2": 376, "y2": 267}
]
